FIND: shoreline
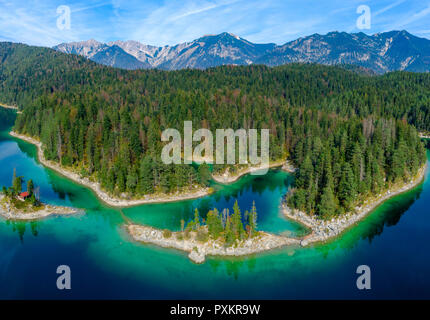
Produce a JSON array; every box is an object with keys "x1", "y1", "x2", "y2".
[
  {"x1": 0, "y1": 103, "x2": 21, "y2": 113},
  {"x1": 9, "y1": 131, "x2": 214, "y2": 208},
  {"x1": 212, "y1": 159, "x2": 295, "y2": 184},
  {"x1": 0, "y1": 194, "x2": 80, "y2": 221},
  {"x1": 9, "y1": 129, "x2": 427, "y2": 261},
  {"x1": 127, "y1": 224, "x2": 299, "y2": 263},
  {"x1": 9, "y1": 131, "x2": 296, "y2": 207},
  {"x1": 128, "y1": 162, "x2": 427, "y2": 263},
  {"x1": 282, "y1": 163, "x2": 428, "y2": 246}
]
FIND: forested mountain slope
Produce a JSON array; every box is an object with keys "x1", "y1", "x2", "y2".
[{"x1": 0, "y1": 42, "x2": 428, "y2": 218}]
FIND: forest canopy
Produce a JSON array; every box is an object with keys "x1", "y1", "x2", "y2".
[{"x1": 0, "y1": 42, "x2": 427, "y2": 218}]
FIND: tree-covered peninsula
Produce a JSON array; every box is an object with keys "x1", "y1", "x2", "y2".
[{"x1": 0, "y1": 42, "x2": 428, "y2": 218}]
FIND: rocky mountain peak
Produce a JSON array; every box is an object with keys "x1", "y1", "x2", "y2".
[{"x1": 53, "y1": 31, "x2": 430, "y2": 73}]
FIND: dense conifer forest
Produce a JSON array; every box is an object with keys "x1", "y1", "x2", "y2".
[{"x1": 0, "y1": 42, "x2": 428, "y2": 218}]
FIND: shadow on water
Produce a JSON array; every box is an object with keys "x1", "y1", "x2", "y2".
[
  {"x1": 364, "y1": 186, "x2": 423, "y2": 240},
  {"x1": 2, "y1": 105, "x2": 426, "y2": 252},
  {"x1": 120, "y1": 165, "x2": 303, "y2": 236},
  {"x1": 210, "y1": 169, "x2": 292, "y2": 201},
  {"x1": 1, "y1": 219, "x2": 40, "y2": 243},
  {"x1": 0, "y1": 108, "x2": 16, "y2": 130},
  {"x1": 207, "y1": 254, "x2": 258, "y2": 280},
  {"x1": 315, "y1": 180, "x2": 425, "y2": 257},
  {"x1": 2, "y1": 105, "x2": 430, "y2": 299}
]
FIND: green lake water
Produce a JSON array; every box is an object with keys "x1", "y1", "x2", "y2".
[{"x1": 1, "y1": 109, "x2": 429, "y2": 299}]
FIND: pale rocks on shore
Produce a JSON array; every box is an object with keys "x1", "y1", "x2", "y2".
[
  {"x1": 212, "y1": 160, "x2": 287, "y2": 184},
  {"x1": 282, "y1": 164, "x2": 427, "y2": 246},
  {"x1": 282, "y1": 160, "x2": 297, "y2": 173},
  {"x1": 0, "y1": 195, "x2": 80, "y2": 221},
  {"x1": 127, "y1": 224, "x2": 299, "y2": 263},
  {"x1": 128, "y1": 164, "x2": 426, "y2": 262},
  {"x1": 9, "y1": 131, "x2": 212, "y2": 207}
]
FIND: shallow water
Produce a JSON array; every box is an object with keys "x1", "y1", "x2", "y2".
[{"x1": 0, "y1": 109, "x2": 429, "y2": 299}]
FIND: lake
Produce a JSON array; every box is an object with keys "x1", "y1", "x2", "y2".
[{"x1": 0, "y1": 108, "x2": 429, "y2": 299}]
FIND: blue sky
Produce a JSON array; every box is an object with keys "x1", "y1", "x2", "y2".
[{"x1": 0, "y1": 0, "x2": 429, "y2": 47}]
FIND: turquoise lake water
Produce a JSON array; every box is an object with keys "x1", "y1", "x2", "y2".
[{"x1": 0, "y1": 109, "x2": 429, "y2": 299}]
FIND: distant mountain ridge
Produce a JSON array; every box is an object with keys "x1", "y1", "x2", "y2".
[{"x1": 53, "y1": 30, "x2": 430, "y2": 73}]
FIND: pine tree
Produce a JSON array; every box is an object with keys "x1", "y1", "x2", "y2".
[
  {"x1": 198, "y1": 163, "x2": 211, "y2": 187},
  {"x1": 12, "y1": 168, "x2": 16, "y2": 192},
  {"x1": 193, "y1": 208, "x2": 200, "y2": 230},
  {"x1": 27, "y1": 179, "x2": 34, "y2": 196},
  {"x1": 338, "y1": 163, "x2": 357, "y2": 209},
  {"x1": 12, "y1": 169, "x2": 23, "y2": 195},
  {"x1": 206, "y1": 208, "x2": 223, "y2": 239},
  {"x1": 248, "y1": 201, "x2": 258, "y2": 237},
  {"x1": 232, "y1": 200, "x2": 244, "y2": 239},
  {"x1": 138, "y1": 156, "x2": 154, "y2": 194},
  {"x1": 296, "y1": 155, "x2": 313, "y2": 189},
  {"x1": 317, "y1": 186, "x2": 337, "y2": 218}
]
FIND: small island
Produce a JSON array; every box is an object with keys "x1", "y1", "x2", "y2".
[
  {"x1": 128, "y1": 161, "x2": 426, "y2": 263},
  {"x1": 127, "y1": 201, "x2": 299, "y2": 263},
  {"x1": 0, "y1": 169, "x2": 79, "y2": 220}
]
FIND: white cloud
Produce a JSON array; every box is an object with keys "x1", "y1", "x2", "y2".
[
  {"x1": 0, "y1": 0, "x2": 428, "y2": 47},
  {"x1": 0, "y1": 0, "x2": 106, "y2": 46},
  {"x1": 374, "y1": 0, "x2": 406, "y2": 17},
  {"x1": 385, "y1": 3, "x2": 430, "y2": 31},
  {"x1": 72, "y1": 1, "x2": 112, "y2": 13}
]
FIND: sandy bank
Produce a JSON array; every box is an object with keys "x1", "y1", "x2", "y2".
[
  {"x1": 9, "y1": 131, "x2": 213, "y2": 208},
  {"x1": 282, "y1": 163, "x2": 427, "y2": 246},
  {"x1": 127, "y1": 224, "x2": 299, "y2": 263}
]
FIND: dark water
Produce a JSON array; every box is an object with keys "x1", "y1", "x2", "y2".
[{"x1": 0, "y1": 108, "x2": 429, "y2": 299}]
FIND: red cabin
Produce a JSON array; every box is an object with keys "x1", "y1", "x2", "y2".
[{"x1": 18, "y1": 191, "x2": 30, "y2": 200}]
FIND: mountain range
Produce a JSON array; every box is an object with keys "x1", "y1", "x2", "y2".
[{"x1": 53, "y1": 30, "x2": 430, "y2": 73}]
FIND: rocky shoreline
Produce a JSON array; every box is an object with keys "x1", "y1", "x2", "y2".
[
  {"x1": 282, "y1": 164, "x2": 427, "y2": 246},
  {"x1": 212, "y1": 160, "x2": 294, "y2": 184},
  {"x1": 128, "y1": 163, "x2": 427, "y2": 263},
  {"x1": 0, "y1": 194, "x2": 80, "y2": 220},
  {"x1": 127, "y1": 224, "x2": 299, "y2": 263},
  {"x1": 281, "y1": 160, "x2": 297, "y2": 173},
  {"x1": 10, "y1": 131, "x2": 294, "y2": 207},
  {"x1": 0, "y1": 103, "x2": 21, "y2": 113},
  {"x1": 9, "y1": 131, "x2": 213, "y2": 207},
  {"x1": 10, "y1": 130, "x2": 427, "y2": 262}
]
